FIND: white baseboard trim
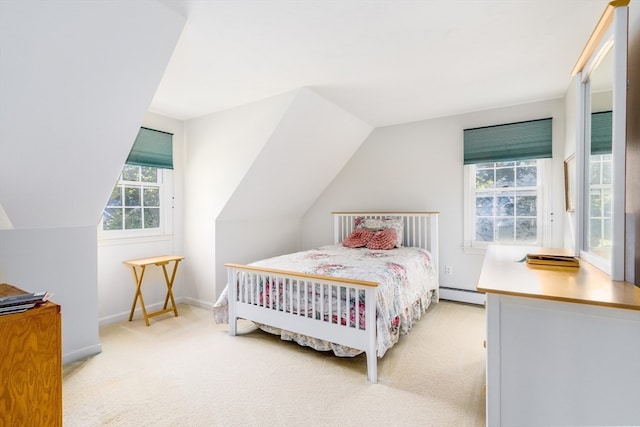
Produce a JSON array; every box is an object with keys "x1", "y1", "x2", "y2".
[
  {"x1": 99, "y1": 310, "x2": 132, "y2": 327},
  {"x1": 97, "y1": 297, "x2": 214, "y2": 327},
  {"x1": 98, "y1": 297, "x2": 187, "y2": 326},
  {"x1": 63, "y1": 343, "x2": 102, "y2": 365},
  {"x1": 439, "y1": 287, "x2": 486, "y2": 306},
  {"x1": 181, "y1": 296, "x2": 214, "y2": 310}
]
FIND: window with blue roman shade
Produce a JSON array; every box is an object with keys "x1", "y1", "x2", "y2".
[
  {"x1": 463, "y1": 118, "x2": 552, "y2": 164},
  {"x1": 126, "y1": 127, "x2": 174, "y2": 170}
]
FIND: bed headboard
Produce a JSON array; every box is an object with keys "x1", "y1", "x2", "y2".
[{"x1": 332, "y1": 211, "x2": 439, "y2": 272}]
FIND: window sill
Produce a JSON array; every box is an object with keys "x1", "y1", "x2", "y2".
[
  {"x1": 463, "y1": 246, "x2": 487, "y2": 255},
  {"x1": 98, "y1": 233, "x2": 173, "y2": 247},
  {"x1": 464, "y1": 243, "x2": 542, "y2": 255}
]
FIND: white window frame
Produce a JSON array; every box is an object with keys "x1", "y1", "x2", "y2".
[
  {"x1": 463, "y1": 159, "x2": 551, "y2": 254},
  {"x1": 98, "y1": 166, "x2": 174, "y2": 241}
]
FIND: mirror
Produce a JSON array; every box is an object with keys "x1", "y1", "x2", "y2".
[
  {"x1": 585, "y1": 46, "x2": 613, "y2": 263},
  {"x1": 574, "y1": 0, "x2": 628, "y2": 280}
]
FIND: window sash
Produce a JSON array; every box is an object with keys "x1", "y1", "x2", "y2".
[
  {"x1": 100, "y1": 166, "x2": 172, "y2": 239},
  {"x1": 473, "y1": 187, "x2": 539, "y2": 244}
]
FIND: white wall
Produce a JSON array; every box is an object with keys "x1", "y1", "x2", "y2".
[
  {"x1": 218, "y1": 88, "x2": 372, "y2": 221},
  {"x1": 0, "y1": 226, "x2": 101, "y2": 363},
  {"x1": 215, "y1": 217, "x2": 302, "y2": 282},
  {"x1": 303, "y1": 98, "x2": 566, "y2": 293},
  {"x1": 563, "y1": 76, "x2": 581, "y2": 251},
  {"x1": 183, "y1": 90, "x2": 298, "y2": 306}
]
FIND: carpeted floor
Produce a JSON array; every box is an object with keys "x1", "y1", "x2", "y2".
[{"x1": 63, "y1": 300, "x2": 486, "y2": 426}]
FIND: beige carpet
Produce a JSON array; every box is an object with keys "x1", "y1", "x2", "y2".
[{"x1": 63, "y1": 301, "x2": 486, "y2": 427}]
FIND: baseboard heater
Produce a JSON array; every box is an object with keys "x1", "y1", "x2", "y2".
[{"x1": 439, "y1": 286, "x2": 486, "y2": 306}]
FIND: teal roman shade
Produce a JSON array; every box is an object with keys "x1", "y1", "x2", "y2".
[
  {"x1": 591, "y1": 111, "x2": 612, "y2": 155},
  {"x1": 463, "y1": 118, "x2": 552, "y2": 164},
  {"x1": 126, "y1": 127, "x2": 174, "y2": 169}
]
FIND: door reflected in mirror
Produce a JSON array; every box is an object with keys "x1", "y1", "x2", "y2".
[{"x1": 586, "y1": 46, "x2": 613, "y2": 261}]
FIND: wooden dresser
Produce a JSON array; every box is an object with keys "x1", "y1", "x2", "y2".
[
  {"x1": 0, "y1": 283, "x2": 62, "y2": 427},
  {"x1": 477, "y1": 246, "x2": 640, "y2": 427}
]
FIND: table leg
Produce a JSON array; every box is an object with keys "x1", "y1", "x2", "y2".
[
  {"x1": 160, "y1": 260, "x2": 180, "y2": 317},
  {"x1": 128, "y1": 265, "x2": 150, "y2": 326}
]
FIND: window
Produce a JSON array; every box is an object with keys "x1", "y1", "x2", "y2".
[
  {"x1": 103, "y1": 165, "x2": 163, "y2": 232},
  {"x1": 585, "y1": 111, "x2": 613, "y2": 261},
  {"x1": 463, "y1": 118, "x2": 552, "y2": 252},
  {"x1": 465, "y1": 160, "x2": 545, "y2": 249},
  {"x1": 100, "y1": 127, "x2": 173, "y2": 238},
  {"x1": 587, "y1": 153, "x2": 612, "y2": 257}
]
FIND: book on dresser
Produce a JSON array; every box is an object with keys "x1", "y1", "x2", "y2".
[
  {"x1": 526, "y1": 253, "x2": 580, "y2": 268},
  {"x1": 0, "y1": 291, "x2": 51, "y2": 315}
]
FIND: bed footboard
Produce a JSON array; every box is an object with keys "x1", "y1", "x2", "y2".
[{"x1": 225, "y1": 263, "x2": 379, "y2": 383}]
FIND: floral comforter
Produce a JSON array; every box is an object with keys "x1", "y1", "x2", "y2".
[{"x1": 213, "y1": 244, "x2": 438, "y2": 358}]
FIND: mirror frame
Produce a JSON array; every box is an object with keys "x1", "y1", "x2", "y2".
[{"x1": 572, "y1": 0, "x2": 628, "y2": 280}]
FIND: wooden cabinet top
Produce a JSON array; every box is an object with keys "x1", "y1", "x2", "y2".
[
  {"x1": 123, "y1": 255, "x2": 184, "y2": 267},
  {"x1": 477, "y1": 246, "x2": 640, "y2": 311}
]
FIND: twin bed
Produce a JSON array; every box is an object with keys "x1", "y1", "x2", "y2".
[{"x1": 214, "y1": 212, "x2": 439, "y2": 383}]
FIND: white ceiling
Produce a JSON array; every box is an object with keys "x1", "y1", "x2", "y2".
[{"x1": 151, "y1": 0, "x2": 609, "y2": 127}]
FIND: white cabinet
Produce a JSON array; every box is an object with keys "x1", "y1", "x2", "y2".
[
  {"x1": 478, "y1": 246, "x2": 640, "y2": 426},
  {"x1": 485, "y1": 293, "x2": 640, "y2": 426}
]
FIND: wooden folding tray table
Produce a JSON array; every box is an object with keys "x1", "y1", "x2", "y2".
[{"x1": 123, "y1": 255, "x2": 184, "y2": 326}]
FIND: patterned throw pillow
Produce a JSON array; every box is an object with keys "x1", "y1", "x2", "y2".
[
  {"x1": 365, "y1": 228, "x2": 398, "y2": 250},
  {"x1": 342, "y1": 228, "x2": 375, "y2": 248},
  {"x1": 354, "y1": 216, "x2": 404, "y2": 247}
]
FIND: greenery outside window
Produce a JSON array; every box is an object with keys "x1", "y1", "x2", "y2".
[
  {"x1": 465, "y1": 160, "x2": 546, "y2": 250},
  {"x1": 103, "y1": 165, "x2": 162, "y2": 232},
  {"x1": 474, "y1": 160, "x2": 539, "y2": 243}
]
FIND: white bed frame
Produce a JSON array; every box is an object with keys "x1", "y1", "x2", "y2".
[{"x1": 225, "y1": 212, "x2": 439, "y2": 383}]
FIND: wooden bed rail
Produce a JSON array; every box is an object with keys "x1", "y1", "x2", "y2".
[{"x1": 224, "y1": 263, "x2": 379, "y2": 287}]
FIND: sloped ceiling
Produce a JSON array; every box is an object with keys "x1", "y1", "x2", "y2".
[
  {"x1": 184, "y1": 88, "x2": 300, "y2": 223},
  {"x1": 217, "y1": 88, "x2": 372, "y2": 221},
  {"x1": 150, "y1": 0, "x2": 610, "y2": 126},
  {"x1": 0, "y1": 0, "x2": 185, "y2": 229}
]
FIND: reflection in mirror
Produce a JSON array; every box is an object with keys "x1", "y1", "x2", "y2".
[{"x1": 586, "y1": 46, "x2": 613, "y2": 261}]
